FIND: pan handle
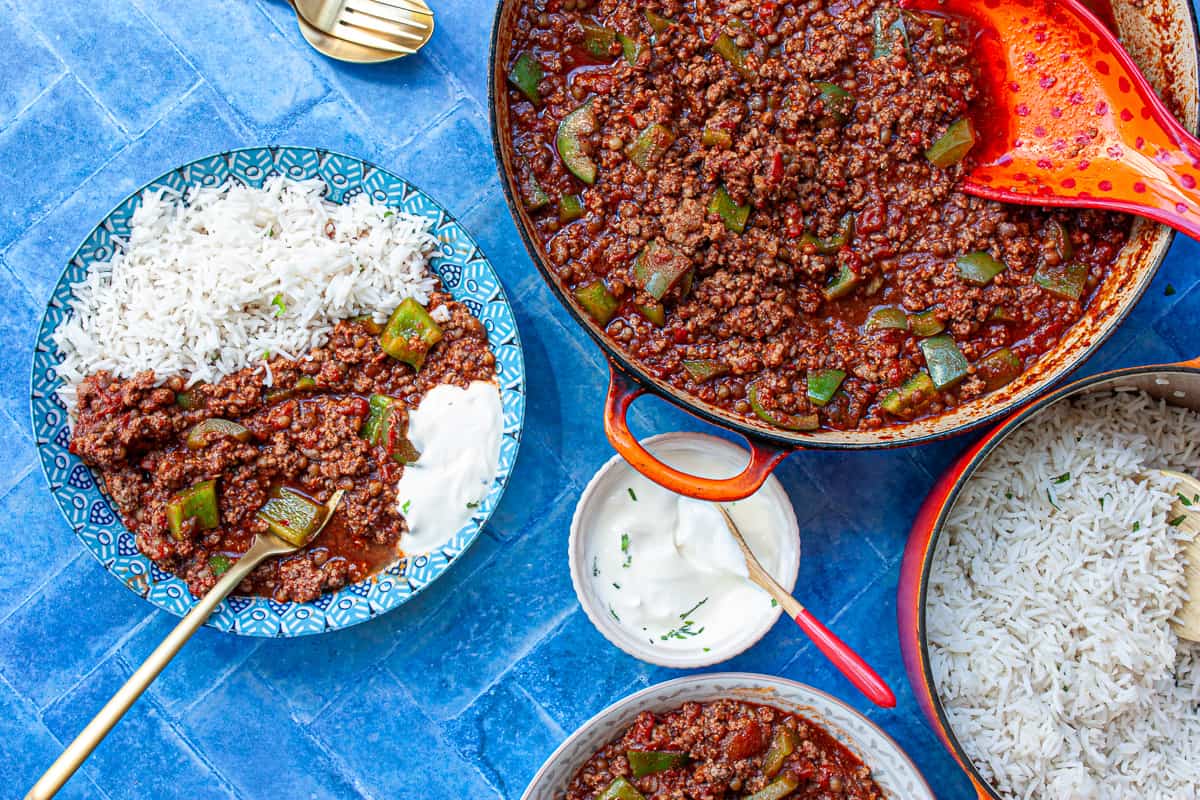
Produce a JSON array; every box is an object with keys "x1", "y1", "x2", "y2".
[{"x1": 603, "y1": 365, "x2": 791, "y2": 501}]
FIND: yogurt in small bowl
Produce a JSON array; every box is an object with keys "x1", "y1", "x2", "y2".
[{"x1": 569, "y1": 433, "x2": 800, "y2": 668}]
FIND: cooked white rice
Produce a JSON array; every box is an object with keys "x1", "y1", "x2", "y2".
[
  {"x1": 929, "y1": 389, "x2": 1200, "y2": 799},
  {"x1": 53, "y1": 176, "x2": 438, "y2": 412}
]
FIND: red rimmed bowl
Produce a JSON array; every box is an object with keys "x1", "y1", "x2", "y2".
[
  {"x1": 487, "y1": 0, "x2": 1199, "y2": 501},
  {"x1": 897, "y1": 354, "x2": 1200, "y2": 798}
]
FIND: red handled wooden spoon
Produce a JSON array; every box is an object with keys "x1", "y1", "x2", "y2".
[
  {"x1": 901, "y1": 0, "x2": 1200, "y2": 240},
  {"x1": 716, "y1": 505, "x2": 897, "y2": 708}
]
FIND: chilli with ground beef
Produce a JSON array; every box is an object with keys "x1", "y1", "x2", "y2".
[
  {"x1": 502, "y1": 0, "x2": 1130, "y2": 431},
  {"x1": 68, "y1": 292, "x2": 495, "y2": 602},
  {"x1": 565, "y1": 699, "x2": 882, "y2": 799}
]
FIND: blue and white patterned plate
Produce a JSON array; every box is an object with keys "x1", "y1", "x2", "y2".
[{"x1": 29, "y1": 146, "x2": 526, "y2": 637}]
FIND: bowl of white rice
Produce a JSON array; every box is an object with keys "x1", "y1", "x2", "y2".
[{"x1": 898, "y1": 359, "x2": 1200, "y2": 799}]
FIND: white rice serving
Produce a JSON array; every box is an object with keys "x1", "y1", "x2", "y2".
[
  {"x1": 53, "y1": 176, "x2": 438, "y2": 411},
  {"x1": 929, "y1": 390, "x2": 1200, "y2": 799}
]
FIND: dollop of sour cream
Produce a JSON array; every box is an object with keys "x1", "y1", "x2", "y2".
[
  {"x1": 396, "y1": 381, "x2": 503, "y2": 554},
  {"x1": 585, "y1": 446, "x2": 789, "y2": 652}
]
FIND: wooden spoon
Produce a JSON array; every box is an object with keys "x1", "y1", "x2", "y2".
[
  {"x1": 1155, "y1": 471, "x2": 1200, "y2": 642},
  {"x1": 900, "y1": 0, "x2": 1200, "y2": 241},
  {"x1": 26, "y1": 490, "x2": 345, "y2": 800},
  {"x1": 716, "y1": 506, "x2": 897, "y2": 708}
]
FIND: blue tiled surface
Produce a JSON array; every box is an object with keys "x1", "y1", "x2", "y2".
[{"x1": 1, "y1": 3, "x2": 1198, "y2": 798}]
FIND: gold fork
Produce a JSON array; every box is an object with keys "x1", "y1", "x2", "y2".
[
  {"x1": 293, "y1": 0, "x2": 434, "y2": 56},
  {"x1": 25, "y1": 490, "x2": 345, "y2": 800}
]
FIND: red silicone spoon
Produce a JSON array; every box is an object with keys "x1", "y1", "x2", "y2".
[{"x1": 901, "y1": 0, "x2": 1200, "y2": 240}]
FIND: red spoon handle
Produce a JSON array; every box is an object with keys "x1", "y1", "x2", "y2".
[{"x1": 793, "y1": 609, "x2": 896, "y2": 708}]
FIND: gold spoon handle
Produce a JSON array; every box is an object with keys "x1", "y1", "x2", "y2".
[{"x1": 24, "y1": 534, "x2": 290, "y2": 800}]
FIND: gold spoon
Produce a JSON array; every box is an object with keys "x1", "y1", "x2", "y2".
[
  {"x1": 25, "y1": 490, "x2": 345, "y2": 800},
  {"x1": 290, "y1": 0, "x2": 434, "y2": 62},
  {"x1": 716, "y1": 506, "x2": 896, "y2": 708},
  {"x1": 289, "y1": 0, "x2": 408, "y2": 64},
  {"x1": 1154, "y1": 471, "x2": 1200, "y2": 643}
]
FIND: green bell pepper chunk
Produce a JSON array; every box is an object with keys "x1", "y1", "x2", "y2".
[
  {"x1": 989, "y1": 306, "x2": 1016, "y2": 323},
  {"x1": 956, "y1": 251, "x2": 1007, "y2": 286},
  {"x1": 708, "y1": 185, "x2": 750, "y2": 233},
  {"x1": 1034, "y1": 260, "x2": 1088, "y2": 300},
  {"x1": 520, "y1": 173, "x2": 550, "y2": 211},
  {"x1": 597, "y1": 777, "x2": 646, "y2": 800},
  {"x1": 762, "y1": 726, "x2": 799, "y2": 779},
  {"x1": 618, "y1": 33, "x2": 644, "y2": 65},
  {"x1": 636, "y1": 302, "x2": 665, "y2": 327},
  {"x1": 822, "y1": 263, "x2": 861, "y2": 301},
  {"x1": 802, "y1": 212, "x2": 855, "y2": 255},
  {"x1": 682, "y1": 359, "x2": 729, "y2": 383},
  {"x1": 713, "y1": 33, "x2": 753, "y2": 78},
  {"x1": 208, "y1": 554, "x2": 232, "y2": 576},
  {"x1": 926, "y1": 118, "x2": 977, "y2": 167},
  {"x1": 628, "y1": 123, "x2": 674, "y2": 169},
  {"x1": 582, "y1": 24, "x2": 618, "y2": 59},
  {"x1": 749, "y1": 383, "x2": 819, "y2": 431},
  {"x1": 634, "y1": 242, "x2": 692, "y2": 300},
  {"x1": 627, "y1": 750, "x2": 689, "y2": 777},
  {"x1": 557, "y1": 102, "x2": 598, "y2": 184},
  {"x1": 807, "y1": 369, "x2": 846, "y2": 407},
  {"x1": 645, "y1": 10, "x2": 673, "y2": 33},
  {"x1": 361, "y1": 395, "x2": 421, "y2": 464},
  {"x1": 908, "y1": 309, "x2": 945, "y2": 337},
  {"x1": 257, "y1": 486, "x2": 327, "y2": 548},
  {"x1": 747, "y1": 775, "x2": 801, "y2": 800},
  {"x1": 507, "y1": 52, "x2": 542, "y2": 104},
  {"x1": 977, "y1": 348, "x2": 1023, "y2": 392},
  {"x1": 866, "y1": 306, "x2": 909, "y2": 332},
  {"x1": 816, "y1": 82, "x2": 853, "y2": 123},
  {"x1": 1046, "y1": 219, "x2": 1074, "y2": 262},
  {"x1": 920, "y1": 335, "x2": 970, "y2": 390},
  {"x1": 380, "y1": 298, "x2": 444, "y2": 370},
  {"x1": 575, "y1": 280, "x2": 620, "y2": 325},
  {"x1": 872, "y1": 9, "x2": 908, "y2": 58},
  {"x1": 881, "y1": 372, "x2": 937, "y2": 419},
  {"x1": 296, "y1": 376, "x2": 317, "y2": 391},
  {"x1": 558, "y1": 193, "x2": 585, "y2": 222},
  {"x1": 702, "y1": 126, "x2": 732, "y2": 148},
  {"x1": 167, "y1": 479, "x2": 220, "y2": 541},
  {"x1": 352, "y1": 314, "x2": 384, "y2": 335},
  {"x1": 175, "y1": 388, "x2": 205, "y2": 411},
  {"x1": 186, "y1": 418, "x2": 252, "y2": 450},
  {"x1": 360, "y1": 394, "x2": 394, "y2": 445}
]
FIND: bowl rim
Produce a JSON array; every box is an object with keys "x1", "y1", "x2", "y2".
[
  {"x1": 485, "y1": 0, "x2": 1181, "y2": 453},
  {"x1": 520, "y1": 671, "x2": 935, "y2": 800},
  {"x1": 912, "y1": 359, "x2": 1200, "y2": 798},
  {"x1": 568, "y1": 432, "x2": 800, "y2": 668},
  {"x1": 28, "y1": 144, "x2": 527, "y2": 637}
]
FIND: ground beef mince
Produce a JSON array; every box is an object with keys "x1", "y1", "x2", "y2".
[
  {"x1": 68, "y1": 292, "x2": 495, "y2": 602},
  {"x1": 503, "y1": 0, "x2": 1130, "y2": 431},
  {"x1": 564, "y1": 699, "x2": 883, "y2": 799}
]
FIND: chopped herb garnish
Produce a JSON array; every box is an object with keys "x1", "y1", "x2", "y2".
[
  {"x1": 621, "y1": 532, "x2": 632, "y2": 568},
  {"x1": 271, "y1": 293, "x2": 286, "y2": 317},
  {"x1": 1099, "y1": 497, "x2": 1105, "y2": 511},
  {"x1": 384, "y1": 210, "x2": 395, "y2": 218},
  {"x1": 466, "y1": 500, "x2": 481, "y2": 509},
  {"x1": 627, "y1": 487, "x2": 638, "y2": 502},
  {"x1": 660, "y1": 619, "x2": 705, "y2": 641},
  {"x1": 679, "y1": 597, "x2": 709, "y2": 619},
  {"x1": 1053, "y1": 472, "x2": 1070, "y2": 484},
  {"x1": 612, "y1": 582, "x2": 622, "y2": 590},
  {"x1": 703, "y1": 647, "x2": 711, "y2": 652},
  {"x1": 209, "y1": 554, "x2": 232, "y2": 576},
  {"x1": 1046, "y1": 489, "x2": 1060, "y2": 510},
  {"x1": 592, "y1": 556, "x2": 600, "y2": 577},
  {"x1": 401, "y1": 499, "x2": 412, "y2": 514},
  {"x1": 1169, "y1": 515, "x2": 1187, "y2": 526},
  {"x1": 262, "y1": 350, "x2": 271, "y2": 360},
  {"x1": 1133, "y1": 521, "x2": 1141, "y2": 532},
  {"x1": 770, "y1": 598, "x2": 778, "y2": 608},
  {"x1": 1179, "y1": 493, "x2": 1194, "y2": 507},
  {"x1": 1166, "y1": 283, "x2": 1177, "y2": 296},
  {"x1": 1005, "y1": 491, "x2": 1014, "y2": 500},
  {"x1": 609, "y1": 605, "x2": 621, "y2": 622}
]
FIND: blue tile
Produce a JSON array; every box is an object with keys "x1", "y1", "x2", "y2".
[
  {"x1": 0, "y1": 673, "x2": 104, "y2": 800},
  {"x1": 0, "y1": 260, "x2": 41, "y2": 423},
  {"x1": 5, "y1": 83, "x2": 245, "y2": 300},
  {"x1": 0, "y1": 553, "x2": 152, "y2": 708},
  {"x1": 314, "y1": 668, "x2": 500, "y2": 799},
  {"x1": 43, "y1": 655, "x2": 232, "y2": 799},
  {"x1": 184, "y1": 669, "x2": 358, "y2": 799},
  {"x1": 445, "y1": 679, "x2": 564, "y2": 797},
  {"x1": 390, "y1": 105, "x2": 498, "y2": 215},
  {"x1": 387, "y1": 497, "x2": 578, "y2": 719},
  {"x1": 133, "y1": 0, "x2": 328, "y2": 128},
  {"x1": 274, "y1": 94, "x2": 389, "y2": 166},
  {"x1": 0, "y1": 77, "x2": 125, "y2": 249},
  {"x1": 0, "y1": 5, "x2": 64, "y2": 130},
  {"x1": 424, "y1": 1, "x2": 495, "y2": 106},
  {"x1": 0, "y1": 405, "x2": 34, "y2": 500},
  {"x1": 0, "y1": 470, "x2": 80, "y2": 622},
  {"x1": 119, "y1": 616, "x2": 259, "y2": 714},
  {"x1": 22, "y1": 0, "x2": 196, "y2": 133},
  {"x1": 512, "y1": 610, "x2": 651, "y2": 732}
]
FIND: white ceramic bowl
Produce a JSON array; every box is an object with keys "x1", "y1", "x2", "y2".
[
  {"x1": 520, "y1": 672, "x2": 935, "y2": 800},
  {"x1": 569, "y1": 432, "x2": 800, "y2": 668}
]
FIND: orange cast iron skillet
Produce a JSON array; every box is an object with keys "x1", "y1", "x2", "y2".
[{"x1": 487, "y1": 0, "x2": 1199, "y2": 501}]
